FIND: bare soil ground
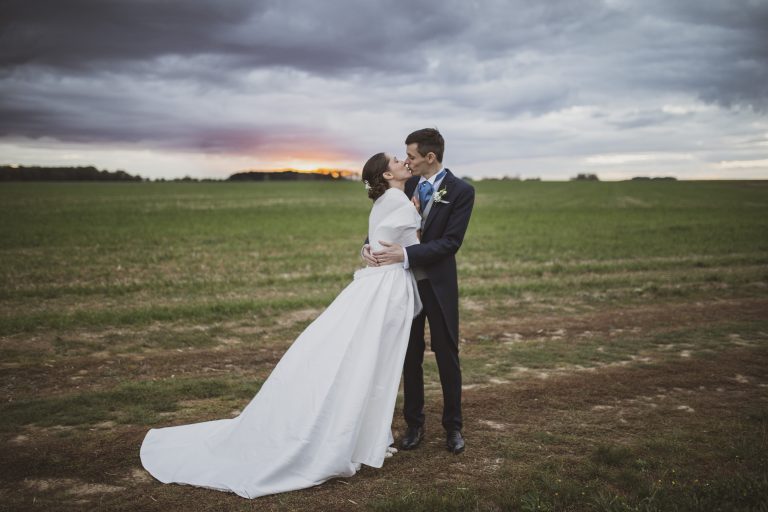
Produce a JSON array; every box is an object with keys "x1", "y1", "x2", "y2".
[{"x1": 2, "y1": 297, "x2": 767, "y2": 511}]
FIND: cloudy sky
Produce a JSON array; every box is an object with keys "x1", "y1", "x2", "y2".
[{"x1": 1, "y1": 0, "x2": 767, "y2": 180}]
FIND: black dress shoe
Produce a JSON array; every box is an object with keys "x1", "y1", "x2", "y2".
[
  {"x1": 446, "y1": 430, "x2": 465, "y2": 454},
  {"x1": 400, "y1": 426, "x2": 425, "y2": 450}
]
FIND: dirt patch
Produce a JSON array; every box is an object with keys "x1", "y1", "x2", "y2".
[
  {"x1": 123, "y1": 467, "x2": 153, "y2": 484},
  {"x1": 4, "y1": 298, "x2": 765, "y2": 401},
  {"x1": 2, "y1": 344, "x2": 766, "y2": 511},
  {"x1": 277, "y1": 308, "x2": 323, "y2": 328},
  {"x1": 214, "y1": 336, "x2": 242, "y2": 346},
  {"x1": 23, "y1": 478, "x2": 124, "y2": 495},
  {"x1": 463, "y1": 297, "x2": 768, "y2": 342},
  {"x1": 2, "y1": 295, "x2": 767, "y2": 511},
  {"x1": 0, "y1": 343, "x2": 280, "y2": 401},
  {"x1": 477, "y1": 419, "x2": 509, "y2": 431}
]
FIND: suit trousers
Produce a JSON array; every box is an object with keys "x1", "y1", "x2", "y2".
[{"x1": 403, "y1": 279, "x2": 463, "y2": 432}]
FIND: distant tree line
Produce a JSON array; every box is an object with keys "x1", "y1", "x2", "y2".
[
  {"x1": 0, "y1": 165, "x2": 143, "y2": 181},
  {"x1": 476, "y1": 175, "x2": 540, "y2": 182},
  {"x1": 0, "y1": 165, "x2": 364, "y2": 183},
  {"x1": 571, "y1": 173, "x2": 600, "y2": 181},
  {"x1": 228, "y1": 171, "x2": 341, "y2": 182},
  {"x1": 3, "y1": 165, "x2": 679, "y2": 183},
  {"x1": 154, "y1": 176, "x2": 222, "y2": 182}
]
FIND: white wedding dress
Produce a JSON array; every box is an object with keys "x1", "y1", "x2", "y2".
[{"x1": 140, "y1": 187, "x2": 422, "y2": 499}]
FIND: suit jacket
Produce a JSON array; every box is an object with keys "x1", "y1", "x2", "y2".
[{"x1": 405, "y1": 169, "x2": 475, "y2": 347}]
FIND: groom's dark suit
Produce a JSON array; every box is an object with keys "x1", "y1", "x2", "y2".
[{"x1": 403, "y1": 169, "x2": 474, "y2": 432}]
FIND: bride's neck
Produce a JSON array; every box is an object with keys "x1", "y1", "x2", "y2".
[{"x1": 387, "y1": 181, "x2": 405, "y2": 192}]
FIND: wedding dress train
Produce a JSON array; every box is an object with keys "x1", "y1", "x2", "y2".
[{"x1": 140, "y1": 188, "x2": 422, "y2": 499}]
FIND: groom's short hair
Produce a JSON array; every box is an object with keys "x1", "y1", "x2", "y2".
[{"x1": 405, "y1": 128, "x2": 444, "y2": 163}]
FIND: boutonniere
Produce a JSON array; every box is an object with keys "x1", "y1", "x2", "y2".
[{"x1": 433, "y1": 188, "x2": 449, "y2": 204}]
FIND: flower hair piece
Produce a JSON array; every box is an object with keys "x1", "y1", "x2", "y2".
[{"x1": 363, "y1": 180, "x2": 372, "y2": 191}]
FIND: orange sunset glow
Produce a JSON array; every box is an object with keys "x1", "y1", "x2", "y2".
[{"x1": 238, "y1": 167, "x2": 359, "y2": 179}]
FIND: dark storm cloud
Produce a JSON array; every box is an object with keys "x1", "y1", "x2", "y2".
[
  {"x1": 0, "y1": 0, "x2": 466, "y2": 76},
  {"x1": 0, "y1": 78, "x2": 344, "y2": 156},
  {"x1": 0, "y1": 0, "x2": 766, "y2": 161},
  {"x1": 475, "y1": 0, "x2": 768, "y2": 112},
  {"x1": 0, "y1": 0, "x2": 259, "y2": 70},
  {"x1": 616, "y1": 0, "x2": 768, "y2": 111},
  {"x1": 0, "y1": 0, "x2": 469, "y2": 149}
]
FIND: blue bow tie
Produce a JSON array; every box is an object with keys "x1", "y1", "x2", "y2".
[{"x1": 418, "y1": 170, "x2": 446, "y2": 212}]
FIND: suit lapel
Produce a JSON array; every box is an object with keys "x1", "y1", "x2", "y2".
[
  {"x1": 404, "y1": 176, "x2": 419, "y2": 199},
  {"x1": 422, "y1": 169, "x2": 455, "y2": 234}
]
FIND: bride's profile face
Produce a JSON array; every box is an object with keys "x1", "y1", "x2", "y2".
[{"x1": 385, "y1": 155, "x2": 412, "y2": 182}]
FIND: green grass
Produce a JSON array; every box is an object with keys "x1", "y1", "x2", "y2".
[
  {"x1": 0, "y1": 376, "x2": 261, "y2": 431},
  {"x1": 0, "y1": 293, "x2": 336, "y2": 335},
  {"x1": 1, "y1": 180, "x2": 766, "y2": 335}
]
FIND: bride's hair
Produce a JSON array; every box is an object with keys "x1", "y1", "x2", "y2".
[{"x1": 362, "y1": 153, "x2": 390, "y2": 201}]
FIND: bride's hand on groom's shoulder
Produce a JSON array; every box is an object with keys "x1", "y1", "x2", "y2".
[{"x1": 411, "y1": 196, "x2": 420, "y2": 211}]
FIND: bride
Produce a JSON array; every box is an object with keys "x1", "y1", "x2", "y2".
[{"x1": 140, "y1": 153, "x2": 422, "y2": 499}]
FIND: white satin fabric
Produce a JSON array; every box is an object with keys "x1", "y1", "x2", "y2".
[{"x1": 140, "y1": 188, "x2": 422, "y2": 499}]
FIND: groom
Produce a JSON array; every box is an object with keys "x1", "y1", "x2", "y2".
[{"x1": 363, "y1": 128, "x2": 475, "y2": 454}]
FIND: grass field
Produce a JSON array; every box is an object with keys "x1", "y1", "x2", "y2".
[{"x1": 1, "y1": 180, "x2": 767, "y2": 511}]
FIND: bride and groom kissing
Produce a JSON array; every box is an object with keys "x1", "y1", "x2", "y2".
[{"x1": 140, "y1": 128, "x2": 476, "y2": 499}]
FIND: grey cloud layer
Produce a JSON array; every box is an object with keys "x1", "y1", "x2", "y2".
[
  {"x1": 1, "y1": 0, "x2": 766, "y2": 169},
  {"x1": 0, "y1": 0, "x2": 460, "y2": 74}
]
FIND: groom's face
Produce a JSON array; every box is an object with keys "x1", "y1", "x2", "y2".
[{"x1": 405, "y1": 143, "x2": 430, "y2": 176}]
